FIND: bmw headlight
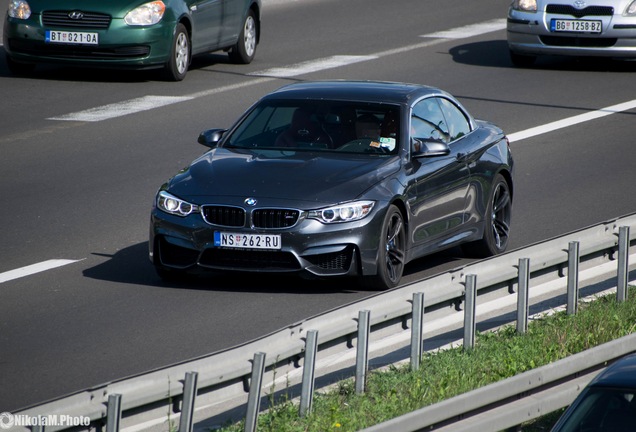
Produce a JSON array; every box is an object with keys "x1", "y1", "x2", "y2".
[
  {"x1": 625, "y1": 0, "x2": 636, "y2": 15},
  {"x1": 8, "y1": 0, "x2": 31, "y2": 19},
  {"x1": 157, "y1": 191, "x2": 199, "y2": 217},
  {"x1": 124, "y1": 1, "x2": 166, "y2": 26},
  {"x1": 512, "y1": 0, "x2": 537, "y2": 12},
  {"x1": 308, "y1": 201, "x2": 375, "y2": 224}
]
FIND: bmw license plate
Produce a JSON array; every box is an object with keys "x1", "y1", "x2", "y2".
[
  {"x1": 45, "y1": 30, "x2": 99, "y2": 45},
  {"x1": 550, "y1": 19, "x2": 602, "y2": 33},
  {"x1": 214, "y1": 232, "x2": 281, "y2": 250}
]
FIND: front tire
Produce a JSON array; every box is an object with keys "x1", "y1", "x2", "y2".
[
  {"x1": 163, "y1": 23, "x2": 190, "y2": 81},
  {"x1": 228, "y1": 9, "x2": 257, "y2": 64},
  {"x1": 366, "y1": 205, "x2": 406, "y2": 290}
]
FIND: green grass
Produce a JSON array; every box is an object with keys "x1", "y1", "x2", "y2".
[{"x1": 214, "y1": 288, "x2": 636, "y2": 432}]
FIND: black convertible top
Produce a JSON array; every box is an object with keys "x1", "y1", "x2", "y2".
[{"x1": 264, "y1": 80, "x2": 447, "y2": 105}]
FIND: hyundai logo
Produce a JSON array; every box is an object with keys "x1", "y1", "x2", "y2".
[
  {"x1": 573, "y1": 0, "x2": 586, "y2": 9},
  {"x1": 68, "y1": 11, "x2": 84, "y2": 20},
  {"x1": 245, "y1": 198, "x2": 257, "y2": 206}
]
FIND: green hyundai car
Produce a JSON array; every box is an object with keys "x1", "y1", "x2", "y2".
[{"x1": 3, "y1": 0, "x2": 261, "y2": 80}]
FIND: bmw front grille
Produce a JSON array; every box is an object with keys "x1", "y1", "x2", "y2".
[{"x1": 201, "y1": 206, "x2": 300, "y2": 229}]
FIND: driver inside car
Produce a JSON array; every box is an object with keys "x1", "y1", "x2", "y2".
[{"x1": 355, "y1": 113, "x2": 381, "y2": 141}]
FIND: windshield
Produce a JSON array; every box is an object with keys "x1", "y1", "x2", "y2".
[{"x1": 225, "y1": 100, "x2": 400, "y2": 155}]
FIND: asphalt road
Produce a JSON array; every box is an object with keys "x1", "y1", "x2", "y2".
[{"x1": 1, "y1": 0, "x2": 635, "y2": 412}]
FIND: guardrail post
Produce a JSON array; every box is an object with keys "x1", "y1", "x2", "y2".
[
  {"x1": 355, "y1": 310, "x2": 370, "y2": 394},
  {"x1": 464, "y1": 274, "x2": 477, "y2": 351},
  {"x1": 106, "y1": 393, "x2": 122, "y2": 432},
  {"x1": 567, "y1": 241, "x2": 580, "y2": 315},
  {"x1": 617, "y1": 226, "x2": 630, "y2": 303},
  {"x1": 178, "y1": 371, "x2": 198, "y2": 432},
  {"x1": 516, "y1": 258, "x2": 530, "y2": 334},
  {"x1": 410, "y1": 292, "x2": 425, "y2": 371},
  {"x1": 299, "y1": 330, "x2": 318, "y2": 417},
  {"x1": 244, "y1": 352, "x2": 266, "y2": 432}
]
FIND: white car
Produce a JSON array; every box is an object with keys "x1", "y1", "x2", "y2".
[{"x1": 507, "y1": 0, "x2": 636, "y2": 66}]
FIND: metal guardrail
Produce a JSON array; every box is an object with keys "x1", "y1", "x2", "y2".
[
  {"x1": 9, "y1": 213, "x2": 636, "y2": 432},
  {"x1": 362, "y1": 333, "x2": 636, "y2": 432}
]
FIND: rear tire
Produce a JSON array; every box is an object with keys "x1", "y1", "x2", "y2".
[
  {"x1": 366, "y1": 205, "x2": 406, "y2": 290},
  {"x1": 228, "y1": 9, "x2": 257, "y2": 64},
  {"x1": 463, "y1": 174, "x2": 512, "y2": 258},
  {"x1": 163, "y1": 23, "x2": 190, "y2": 81}
]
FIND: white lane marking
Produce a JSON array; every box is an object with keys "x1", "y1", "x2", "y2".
[
  {"x1": 0, "y1": 259, "x2": 81, "y2": 284},
  {"x1": 248, "y1": 55, "x2": 378, "y2": 77},
  {"x1": 187, "y1": 77, "x2": 274, "y2": 99},
  {"x1": 49, "y1": 95, "x2": 193, "y2": 122},
  {"x1": 421, "y1": 18, "x2": 506, "y2": 39},
  {"x1": 507, "y1": 99, "x2": 636, "y2": 142}
]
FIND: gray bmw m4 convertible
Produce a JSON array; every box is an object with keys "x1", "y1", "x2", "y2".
[{"x1": 149, "y1": 80, "x2": 514, "y2": 289}]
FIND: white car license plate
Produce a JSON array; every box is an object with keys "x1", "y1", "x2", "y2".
[
  {"x1": 214, "y1": 232, "x2": 281, "y2": 250},
  {"x1": 45, "y1": 30, "x2": 99, "y2": 45},
  {"x1": 550, "y1": 19, "x2": 602, "y2": 33}
]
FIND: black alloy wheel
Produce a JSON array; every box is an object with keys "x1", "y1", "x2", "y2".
[
  {"x1": 464, "y1": 174, "x2": 512, "y2": 257},
  {"x1": 367, "y1": 205, "x2": 406, "y2": 289},
  {"x1": 490, "y1": 177, "x2": 512, "y2": 252}
]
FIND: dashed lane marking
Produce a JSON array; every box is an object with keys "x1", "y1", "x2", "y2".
[
  {"x1": 0, "y1": 259, "x2": 82, "y2": 284},
  {"x1": 248, "y1": 55, "x2": 378, "y2": 78},
  {"x1": 507, "y1": 99, "x2": 636, "y2": 143},
  {"x1": 49, "y1": 95, "x2": 194, "y2": 122},
  {"x1": 421, "y1": 19, "x2": 506, "y2": 39}
]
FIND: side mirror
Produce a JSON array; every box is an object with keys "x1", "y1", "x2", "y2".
[
  {"x1": 411, "y1": 138, "x2": 451, "y2": 158},
  {"x1": 197, "y1": 129, "x2": 226, "y2": 148}
]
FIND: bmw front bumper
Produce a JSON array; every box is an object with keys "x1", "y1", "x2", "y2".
[{"x1": 149, "y1": 203, "x2": 390, "y2": 279}]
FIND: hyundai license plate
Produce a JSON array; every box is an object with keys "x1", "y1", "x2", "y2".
[
  {"x1": 45, "y1": 30, "x2": 99, "y2": 45},
  {"x1": 214, "y1": 232, "x2": 281, "y2": 250},
  {"x1": 550, "y1": 19, "x2": 602, "y2": 33}
]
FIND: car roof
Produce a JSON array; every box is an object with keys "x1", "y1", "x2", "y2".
[
  {"x1": 589, "y1": 353, "x2": 636, "y2": 389},
  {"x1": 263, "y1": 80, "x2": 447, "y2": 105}
]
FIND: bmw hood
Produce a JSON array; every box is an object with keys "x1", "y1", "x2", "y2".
[{"x1": 166, "y1": 148, "x2": 400, "y2": 207}]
